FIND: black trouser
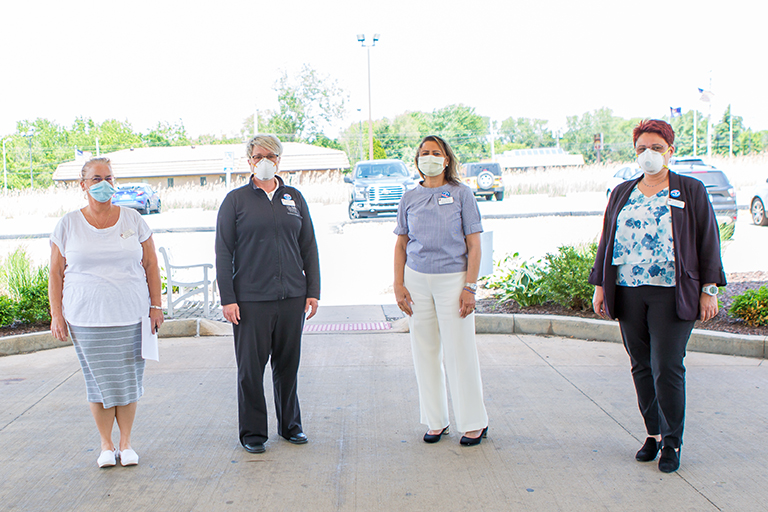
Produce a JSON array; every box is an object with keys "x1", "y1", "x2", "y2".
[
  {"x1": 615, "y1": 286, "x2": 695, "y2": 450},
  {"x1": 233, "y1": 297, "x2": 306, "y2": 445}
]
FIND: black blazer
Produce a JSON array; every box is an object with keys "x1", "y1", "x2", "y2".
[{"x1": 589, "y1": 171, "x2": 726, "y2": 321}]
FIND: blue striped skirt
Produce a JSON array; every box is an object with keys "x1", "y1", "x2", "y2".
[{"x1": 69, "y1": 323, "x2": 145, "y2": 409}]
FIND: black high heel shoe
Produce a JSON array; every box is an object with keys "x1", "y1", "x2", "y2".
[
  {"x1": 635, "y1": 437, "x2": 660, "y2": 462},
  {"x1": 423, "y1": 425, "x2": 449, "y2": 444},
  {"x1": 460, "y1": 426, "x2": 488, "y2": 446}
]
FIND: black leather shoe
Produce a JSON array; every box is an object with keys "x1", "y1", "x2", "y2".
[
  {"x1": 423, "y1": 426, "x2": 449, "y2": 444},
  {"x1": 287, "y1": 432, "x2": 308, "y2": 445},
  {"x1": 635, "y1": 437, "x2": 660, "y2": 462},
  {"x1": 243, "y1": 442, "x2": 265, "y2": 454},
  {"x1": 460, "y1": 426, "x2": 488, "y2": 446},
  {"x1": 658, "y1": 446, "x2": 681, "y2": 473}
]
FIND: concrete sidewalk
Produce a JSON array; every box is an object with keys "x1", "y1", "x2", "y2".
[{"x1": 1, "y1": 325, "x2": 768, "y2": 510}]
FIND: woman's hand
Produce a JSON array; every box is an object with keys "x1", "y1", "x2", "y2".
[
  {"x1": 223, "y1": 303, "x2": 240, "y2": 325},
  {"x1": 459, "y1": 288, "x2": 476, "y2": 318},
  {"x1": 305, "y1": 298, "x2": 319, "y2": 320},
  {"x1": 149, "y1": 308, "x2": 164, "y2": 334},
  {"x1": 593, "y1": 286, "x2": 606, "y2": 318},
  {"x1": 699, "y1": 291, "x2": 719, "y2": 322},
  {"x1": 50, "y1": 314, "x2": 69, "y2": 342},
  {"x1": 394, "y1": 283, "x2": 414, "y2": 316}
]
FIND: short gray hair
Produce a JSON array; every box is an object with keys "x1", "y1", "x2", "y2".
[
  {"x1": 81, "y1": 157, "x2": 112, "y2": 180},
  {"x1": 246, "y1": 134, "x2": 283, "y2": 158}
]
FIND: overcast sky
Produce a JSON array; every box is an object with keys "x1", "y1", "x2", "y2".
[{"x1": 2, "y1": 0, "x2": 765, "y2": 139}]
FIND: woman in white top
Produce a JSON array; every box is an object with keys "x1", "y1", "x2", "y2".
[
  {"x1": 394, "y1": 135, "x2": 489, "y2": 446},
  {"x1": 49, "y1": 157, "x2": 164, "y2": 468}
]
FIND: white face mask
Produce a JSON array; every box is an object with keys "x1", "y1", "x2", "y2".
[
  {"x1": 637, "y1": 148, "x2": 667, "y2": 175},
  {"x1": 254, "y1": 158, "x2": 277, "y2": 181},
  {"x1": 417, "y1": 155, "x2": 446, "y2": 177}
]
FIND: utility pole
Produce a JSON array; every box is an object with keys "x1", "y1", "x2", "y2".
[{"x1": 357, "y1": 33, "x2": 379, "y2": 161}]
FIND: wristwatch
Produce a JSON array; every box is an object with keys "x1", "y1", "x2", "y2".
[
  {"x1": 702, "y1": 285, "x2": 718, "y2": 296},
  {"x1": 465, "y1": 282, "x2": 478, "y2": 291}
]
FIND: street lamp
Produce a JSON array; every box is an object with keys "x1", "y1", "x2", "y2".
[
  {"x1": 23, "y1": 129, "x2": 35, "y2": 188},
  {"x1": 357, "y1": 33, "x2": 379, "y2": 161},
  {"x1": 2, "y1": 138, "x2": 8, "y2": 193},
  {"x1": 357, "y1": 108, "x2": 363, "y2": 161}
]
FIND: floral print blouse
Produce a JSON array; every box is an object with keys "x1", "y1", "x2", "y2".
[{"x1": 612, "y1": 186, "x2": 676, "y2": 287}]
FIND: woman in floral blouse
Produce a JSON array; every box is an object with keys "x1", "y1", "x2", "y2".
[{"x1": 589, "y1": 119, "x2": 725, "y2": 473}]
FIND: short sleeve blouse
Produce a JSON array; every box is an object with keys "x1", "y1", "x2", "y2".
[
  {"x1": 50, "y1": 207, "x2": 153, "y2": 326},
  {"x1": 394, "y1": 182, "x2": 482, "y2": 274}
]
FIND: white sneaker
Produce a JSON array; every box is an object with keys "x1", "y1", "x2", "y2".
[
  {"x1": 97, "y1": 449, "x2": 117, "y2": 468},
  {"x1": 119, "y1": 448, "x2": 139, "y2": 466}
]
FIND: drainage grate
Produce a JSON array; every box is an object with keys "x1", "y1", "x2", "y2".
[{"x1": 303, "y1": 322, "x2": 391, "y2": 332}]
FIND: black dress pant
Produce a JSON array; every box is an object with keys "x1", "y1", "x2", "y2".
[
  {"x1": 233, "y1": 297, "x2": 306, "y2": 445},
  {"x1": 615, "y1": 286, "x2": 695, "y2": 450}
]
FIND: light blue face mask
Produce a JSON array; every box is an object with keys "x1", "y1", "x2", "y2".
[{"x1": 88, "y1": 180, "x2": 116, "y2": 203}]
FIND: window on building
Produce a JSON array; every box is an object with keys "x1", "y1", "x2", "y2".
[
  {"x1": 200, "y1": 176, "x2": 207, "y2": 186},
  {"x1": 220, "y1": 176, "x2": 226, "y2": 183},
  {"x1": 167, "y1": 177, "x2": 174, "y2": 188}
]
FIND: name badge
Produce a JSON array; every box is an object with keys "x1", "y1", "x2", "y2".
[
  {"x1": 120, "y1": 229, "x2": 136, "y2": 239},
  {"x1": 438, "y1": 197, "x2": 454, "y2": 205},
  {"x1": 668, "y1": 198, "x2": 685, "y2": 209},
  {"x1": 281, "y1": 199, "x2": 296, "y2": 206}
]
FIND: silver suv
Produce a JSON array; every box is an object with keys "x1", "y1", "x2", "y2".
[{"x1": 343, "y1": 159, "x2": 417, "y2": 219}]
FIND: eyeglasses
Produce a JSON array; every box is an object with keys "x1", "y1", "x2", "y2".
[
  {"x1": 249, "y1": 153, "x2": 279, "y2": 163},
  {"x1": 635, "y1": 144, "x2": 669, "y2": 155},
  {"x1": 86, "y1": 176, "x2": 114, "y2": 183}
]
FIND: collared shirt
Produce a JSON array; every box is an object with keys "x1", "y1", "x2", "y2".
[
  {"x1": 612, "y1": 186, "x2": 676, "y2": 287},
  {"x1": 394, "y1": 182, "x2": 482, "y2": 274}
]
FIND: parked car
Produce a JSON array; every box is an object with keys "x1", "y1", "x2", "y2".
[
  {"x1": 112, "y1": 183, "x2": 161, "y2": 215},
  {"x1": 461, "y1": 162, "x2": 504, "y2": 201},
  {"x1": 606, "y1": 164, "x2": 642, "y2": 198},
  {"x1": 668, "y1": 157, "x2": 710, "y2": 167},
  {"x1": 343, "y1": 159, "x2": 417, "y2": 219},
  {"x1": 750, "y1": 178, "x2": 768, "y2": 226}
]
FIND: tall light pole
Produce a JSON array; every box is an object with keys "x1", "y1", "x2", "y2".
[
  {"x1": 2, "y1": 138, "x2": 8, "y2": 193},
  {"x1": 357, "y1": 33, "x2": 379, "y2": 161},
  {"x1": 357, "y1": 108, "x2": 363, "y2": 161},
  {"x1": 23, "y1": 129, "x2": 34, "y2": 188}
]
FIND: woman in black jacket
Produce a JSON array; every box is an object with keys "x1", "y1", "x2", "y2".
[
  {"x1": 589, "y1": 119, "x2": 725, "y2": 473},
  {"x1": 216, "y1": 134, "x2": 320, "y2": 455}
]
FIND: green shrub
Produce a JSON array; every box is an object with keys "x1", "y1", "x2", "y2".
[
  {"x1": 0, "y1": 295, "x2": 17, "y2": 327},
  {"x1": 16, "y1": 280, "x2": 50, "y2": 324},
  {"x1": 718, "y1": 221, "x2": 735, "y2": 242},
  {"x1": 484, "y1": 253, "x2": 546, "y2": 307},
  {"x1": 538, "y1": 243, "x2": 598, "y2": 311},
  {"x1": 728, "y1": 286, "x2": 768, "y2": 327}
]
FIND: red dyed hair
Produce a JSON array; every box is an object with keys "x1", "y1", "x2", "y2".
[{"x1": 632, "y1": 119, "x2": 675, "y2": 147}]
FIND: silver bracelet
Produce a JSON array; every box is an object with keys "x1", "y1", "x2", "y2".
[{"x1": 150, "y1": 305, "x2": 162, "y2": 310}]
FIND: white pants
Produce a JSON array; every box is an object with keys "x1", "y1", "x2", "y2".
[{"x1": 405, "y1": 266, "x2": 488, "y2": 433}]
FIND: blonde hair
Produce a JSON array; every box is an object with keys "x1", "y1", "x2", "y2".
[
  {"x1": 246, "y1": 134, "x2": 283, "y2": 158},
  {"x1": 80, "y1": 157, "x2": 113, "y2": 180}
]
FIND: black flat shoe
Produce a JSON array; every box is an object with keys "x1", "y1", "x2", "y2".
[
  {"x1": 243, "y1": 442, "x2": 265, "y2": 454},
  {"x1": 423, "y1": 426, "x2": 449, "y2": 444},
  {"x1": 635, "y1": 437, "x2": 660, "y2": 462},
  {"x1": 460, "y1": 426, "x2": 488, "y2": 446},
  {"x1": 658, "y1": 446, "x2": 681, "y2": 473},
  {"x1": 286, "y1": 433, "x2": 308, "y2": 445}
]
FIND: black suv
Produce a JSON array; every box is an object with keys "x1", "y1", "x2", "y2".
[
  {"x1": 343, "y1": 159, "x2": 417, "y2": 219},
  {"x1": 669, "y1": 164, "x2": 737, "y2": 224}
]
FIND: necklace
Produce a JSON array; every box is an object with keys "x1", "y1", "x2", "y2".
[
  {"x1": 85, "y1": 206, "x2": 116, "y2": 229},
  {"x1": 642, "y1": 177, "x2": 667, "y2": 188}
]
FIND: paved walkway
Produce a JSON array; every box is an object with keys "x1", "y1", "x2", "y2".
[{"x1": 1, "y1": 309, "x2": 767, "y2": 511}]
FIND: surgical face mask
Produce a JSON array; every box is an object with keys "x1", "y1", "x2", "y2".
[
  {"x1": 88, "y1": 180, "x2": 116, "y2": 203},
  {"x1": 254, "y1": 158, "x2": 277, "y2": 181},
  {"x1": 417, "y1": 155, "x2": 446, "y2": 177},
  {"x1": 637, "y1": 148, "x2": 668, "y2": 175}
]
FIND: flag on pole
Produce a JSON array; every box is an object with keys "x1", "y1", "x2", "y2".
[
  {"x1": 670, "y1": 107, "x2": 682, "y2": 118},
  {"x1": 698, "y1": 88, "x2": 713, "y2": 103}
]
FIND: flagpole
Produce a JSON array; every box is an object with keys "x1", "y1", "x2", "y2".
[{"x1": 693, "y1": 110, "x2": 697, "y2": 157}]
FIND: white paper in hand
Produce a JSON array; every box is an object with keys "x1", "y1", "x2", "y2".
[{"x1": 141, "y1": 316, "x2": 159, "y2": 361}]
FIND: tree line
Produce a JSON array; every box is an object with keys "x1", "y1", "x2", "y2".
[{"x1": 3, "y1": 65, "x2": 767, "y2": 189}]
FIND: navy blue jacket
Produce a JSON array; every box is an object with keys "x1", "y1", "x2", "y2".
[
  {"x1": 215, "y1": 176, "x2": 320, "y2": 305},
  {"x1": 589, "y1": 171, "x2": 726, "y2": 321}
]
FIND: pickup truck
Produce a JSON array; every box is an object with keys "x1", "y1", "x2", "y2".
[{"x1": 343, "y1": 159, "x2": 418, "y2": 219}]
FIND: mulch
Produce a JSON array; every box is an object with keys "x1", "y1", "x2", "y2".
[
  {"x1": 476, "y1": 271, "x2": 768, "y2": 337},
  {"x1": 2, "y1": 272, "x2": 767, "y2": 338}
]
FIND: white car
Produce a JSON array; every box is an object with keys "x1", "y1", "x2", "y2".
[
  {"x1": 750, "y1": 178, "x2": 768, "y2": 226},
  {"x1": 606, "y1": 164, "x2": 641, "y2": 198}
]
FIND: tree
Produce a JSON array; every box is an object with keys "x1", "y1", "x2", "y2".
[
  {"x1": 497, "y1": 117, "x2": 556, "y2": 149},
  {"x1": 143, "y1": 121, "x2": 190, "y2": 147},
  {"x1": 560, "y1": 108, "x2": 640, "y2": 163}
]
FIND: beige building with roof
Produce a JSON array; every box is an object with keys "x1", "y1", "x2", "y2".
[{"x1": 53, "y1": 142, "x2": 350, "y2": 188}]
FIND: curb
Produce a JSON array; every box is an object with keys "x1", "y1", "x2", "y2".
[{"x1": 1, "y1": 315, "x2": 765, "y2": 359}]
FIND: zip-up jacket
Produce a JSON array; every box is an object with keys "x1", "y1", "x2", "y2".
[
  {"x1": 215, "y1": 176, "x2": 320, "y2": 305},
  {"x1": 589, "y1": 170, "x2": 726, "y2": 321}
]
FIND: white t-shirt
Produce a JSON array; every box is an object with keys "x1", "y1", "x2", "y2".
[{"x1": 50, "y1": 207, "x2": 152, "y2": 327}]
